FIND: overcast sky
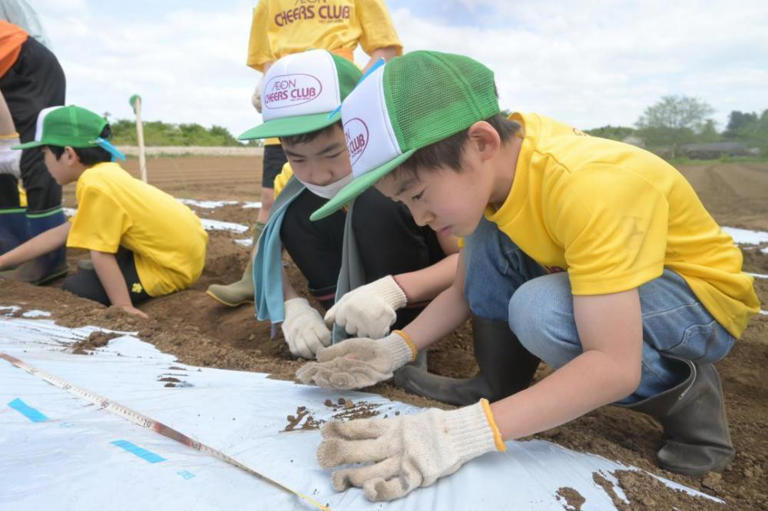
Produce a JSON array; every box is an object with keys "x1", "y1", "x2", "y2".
[{"x1": 31, "y1": 0, "x2": 768, "y2": 139}]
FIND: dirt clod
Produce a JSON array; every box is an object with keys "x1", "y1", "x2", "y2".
[
  {"x1": 72, "y1": 331, "x2": 122, "y2": 354},
  {"x1": 556, "y1": 486, "x2": 585, "y2": 510}
]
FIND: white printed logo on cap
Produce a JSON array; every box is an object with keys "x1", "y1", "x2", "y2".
[
  {"x1": 263, "y1": 74, "x2": 323, "y2": 109},
  {"x1": 341, "y1": 65, "x2": 402, "y2": 177},
  {"x1": 261, "y1": 49, "x2": 341, "y2": 121},
  {"x1": 344, "y1": 118, "x2": 369, "y2": 165}
]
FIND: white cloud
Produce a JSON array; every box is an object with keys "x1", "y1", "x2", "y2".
[
  {"x1": 386, "y1": 0, "x2": 768, "y2": 129},
  {"x1": 25, "y1": 0, "x2": 768, "y2": 136}
]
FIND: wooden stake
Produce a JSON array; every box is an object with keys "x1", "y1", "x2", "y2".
[{"x1": 129, "y1": 94, "x2": 147, "y2": 182}]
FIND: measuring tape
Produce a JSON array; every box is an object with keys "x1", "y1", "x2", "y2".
[{"x1": 0, "y1": 352, "x2": 331, "y2": 511}]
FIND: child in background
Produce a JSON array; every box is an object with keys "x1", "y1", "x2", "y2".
[
  {"x1": 0, "y1": 19, "x2": 66, "y2": 283},
  {"x1": 298, "y1": 50, "x2": 759, "y2": 501},
  {"x1": 0, "y1": 106, "x2": 208, "y2": 317},
  {"x1": 207, "y1": 0, "x2": 402, "y2": 306}
]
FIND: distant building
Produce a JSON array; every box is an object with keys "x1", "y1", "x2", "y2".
[
  {"x1": 621, "y1": 135, "x2": 645, "y2": 148},
  {"x1": 680, "y1": 142, "x2": 754, "y2": 159}
]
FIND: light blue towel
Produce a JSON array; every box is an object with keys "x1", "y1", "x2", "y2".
[
  {"x1": 253, "y1": 177, "x2": 305, "y2": 323},
  {"x1": 252, "y1": 176, "x2": 366, "y2": 341}
]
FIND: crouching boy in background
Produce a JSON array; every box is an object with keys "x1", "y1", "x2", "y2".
[{"x1": 0, "y1": 105, "x2": 207, "y2": 317}]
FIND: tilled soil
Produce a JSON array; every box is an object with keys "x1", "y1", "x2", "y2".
[{"x1": 2, "y1": 156, "x2": 767, "y2": 509}]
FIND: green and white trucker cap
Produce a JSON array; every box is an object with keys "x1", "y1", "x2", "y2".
[
  {"x1": 13, "y1": 105, "x2": 108, "y2": 150},
  {"x1": 310, "y1": 50, "x2": 500, "y2": 221},
  {"x1": 239, "y1": 49, "x2": 362, "y2": 140}
]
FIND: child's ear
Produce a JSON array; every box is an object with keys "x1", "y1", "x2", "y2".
[
  {"x1": 467, "y1": 121, "x2": 501, "y2": 162},
  {"x1": 64, "y1": 146, "x2": 80, "y2": 165}
]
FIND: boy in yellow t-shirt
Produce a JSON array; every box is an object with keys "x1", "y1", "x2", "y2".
[
  {"x1": 208, "y1": 0, "x2": 402, "y2": 306},
  {"x1": 0, "y1": 105, "x2": 207, "y2": 318},
  {"x1": 297, "y1": 51, "x2": 760, "y2": 502}
]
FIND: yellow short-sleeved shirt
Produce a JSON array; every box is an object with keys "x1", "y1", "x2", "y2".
[
  {"x1": 486, "y1": 112, "x2": 759, "y2": 338},
  {"x1": 67, "y1": 162, "x2": 208, "y2": 297},
  {"x1": 247, "y1": 0, "x2": 402, "y2": 73}
]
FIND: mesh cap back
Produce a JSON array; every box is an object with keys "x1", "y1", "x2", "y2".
[{"x1": 385, "y1": 51, "x2": 500, "y2": 151}]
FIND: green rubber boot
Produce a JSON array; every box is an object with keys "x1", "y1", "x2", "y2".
[{"x1": 206, "y1": 222, "x2": 263, "y2": 307}]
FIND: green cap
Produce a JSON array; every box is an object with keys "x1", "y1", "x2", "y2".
[
  {"x1": 13, "y1": 105, "x2": 108, "y2": 150},
  {"x1": 238, "y1": 49, "x2": 362, "y2": 140},
  {"x1": 310, "y1": 51, "x2": 500, "y2": 221}
]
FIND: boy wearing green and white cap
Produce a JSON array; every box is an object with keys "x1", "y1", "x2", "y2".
[
  {"x1": 297, "y1": 51, "x2": 759, "y2": 501},
  {"x1": 0, "y1": 105, "x2": 207, "y2": 317}
]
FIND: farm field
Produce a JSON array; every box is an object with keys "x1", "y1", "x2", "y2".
[{"x1": 3, "y1": 156, "x2": 767, "y2": 509}]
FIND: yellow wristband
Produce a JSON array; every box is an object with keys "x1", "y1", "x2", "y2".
[
  {"x1": 0, "y1": 132, "x2": 19, "y2": 139},
  {"x1": 392, "y1": 329, "x2": 417, "y2": 362},
  {"x1": 480, "y1": 398, "x2": 507, "y2": 452}
]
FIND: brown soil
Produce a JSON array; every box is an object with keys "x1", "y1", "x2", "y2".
[
  {"x1": 2, "y1": 156, "x2": 767, "y2": 509},
  {"x1": 556, "y1": 486, "x2": 585, "y2": 510},
  {"x1": 283, "y1": 406, "x2": 325, "y2": 432},
  {"x1": 71, "y1": 330, "x2": 123, "y2": 354}
]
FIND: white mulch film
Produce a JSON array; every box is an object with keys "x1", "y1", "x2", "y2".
[
  {"x1": 0, "y1": 312, "x2": 722, "y2": 510},
  {"x1": 199, "y1": 218, "x2": 249, "y2": 234},
  {"x1": 177, "y1": 198, "x2": 262, "y2": 210}
]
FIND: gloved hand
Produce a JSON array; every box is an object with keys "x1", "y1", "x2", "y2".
[
  {"x1": 318, "y1": 399, "x2": 506, "y2": 501},
  {"x1": 296, "y1": 331, "x2": 415, "y2": 389},
  {"x1": 325, "y1": 275, "x2": 407, "y2": 338},
  {"x1": 251, "y1": 75, "x2": 265, "y2": 113},
  {"x1": 281, "y1": 297, "x2": 331, "y2": 359}
]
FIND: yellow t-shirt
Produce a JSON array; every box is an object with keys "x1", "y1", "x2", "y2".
[
  {"x1": 247, "y1": 0, "x2": 402, "y2": 73},
  {"x1": 67, "y1": 162, "x2": 208, "y2": 297},
  {"x1": 250, "y1": 0, "x2": 401, "y2": 147},
  {"x1": 486, "y1": 112, "x2": 759, "y2": 338},
  {"x1": 272, "y1": 161, "x2": 294, "y2": 198}
]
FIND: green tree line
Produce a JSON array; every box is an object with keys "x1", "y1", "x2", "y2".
[
  {"x1": 109, "y1": 119, "x2": 260, "y2": 147},
  {"x1": 585, "y1": 95, "x2": 768, "y2": 159}
]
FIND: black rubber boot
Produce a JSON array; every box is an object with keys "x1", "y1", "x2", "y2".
[
  {"x1": 393, "y1": 315, "x2": 540, "y2": 405},
  {"x1": 622, "y1": 357, "x2": 735, "y2": 475}
]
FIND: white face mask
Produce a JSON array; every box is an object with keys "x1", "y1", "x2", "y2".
[{"x1": 299, "y1": 172, "x2": 355, "y2": 199}]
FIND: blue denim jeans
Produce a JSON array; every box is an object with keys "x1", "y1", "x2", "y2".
[{"x1": 463, "y1": 218, "x2": 736, "y2": 404}]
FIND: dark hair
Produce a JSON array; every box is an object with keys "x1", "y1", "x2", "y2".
[
  {"x1": 47, "y1": 125, "x2": 113, "y2": 166},
  {"x1": 279, "y1": 120, "x2": 342, "y2": 146},
  {"x1": 395, "y1": 114, "x2": 520, "y2": 177}
]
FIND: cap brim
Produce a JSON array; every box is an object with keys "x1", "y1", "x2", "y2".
[
  {"x1": 239, "y1": 111, "x2": 341, "y2": 140},
  {"x1": 310, "y1": 149, "x2": 416, "y2": 221},
  {"x1": 12, "y1": 140, "x2": 45, "y2": 150}
]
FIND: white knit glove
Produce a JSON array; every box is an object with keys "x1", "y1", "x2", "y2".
[
  {"x1": 281, "y1": 298, "x2": 331, "y2": 359},
  {"x1": 325, "y1": 275, "x2": 407, "y2": 338},
  {"x1": 296, "y1": 331, "x2": 415, "y2": 389},
  {"x1": 318, "y1": 399, "x2": 505, "y2": 501}
]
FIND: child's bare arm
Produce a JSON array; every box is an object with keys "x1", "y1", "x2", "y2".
[
  {"x1": 394, "y1": 252, "x2": 459, "y2": 304},
  {"x1": 0, "y1": 222, "x2": 69, "y2": 269},
  {"x1": 361, "y1": 46, "x2": 399, "y2": 73},
  {"x1": 491, "y1": 288, "x2": 643, "y2": 440},
  {"x1": 90, "y1": 250, "x2": 148, "y2": 318},
  {"x1": 400, "y1": 250, "x2": 470, "y2": 350}
]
